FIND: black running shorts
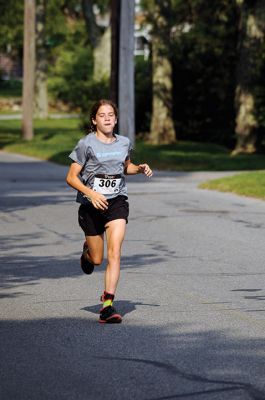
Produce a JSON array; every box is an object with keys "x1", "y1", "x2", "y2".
[{"x1": 78, "y1": 195, "x2": 129, "y2": 236}]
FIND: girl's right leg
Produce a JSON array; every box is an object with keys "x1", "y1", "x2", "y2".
[
  {"x1": 78, "y1": 204, "x2": 104, "y2": 267},
  {"x1": 84, "y1": 234, "x2": 104, "y2": 266},
  {"x1": 80, "y1": 234, "x2": 104, "y2": 274}
]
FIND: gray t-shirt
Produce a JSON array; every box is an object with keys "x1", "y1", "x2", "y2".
[{"x1": 69, "y1": 132, "x2": 133, "y2": 205}]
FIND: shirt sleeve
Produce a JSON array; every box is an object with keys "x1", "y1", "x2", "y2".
[{"x1": 69, "y1": 138, "x2": 89, "y2": 166}]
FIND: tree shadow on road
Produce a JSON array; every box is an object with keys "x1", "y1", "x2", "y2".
[
  {"x1": 0, "y1": 316, "x2": 265, "y2": 400},
  {"x1": 0, "y1": 250, "x2": 167, "y2": 293}
]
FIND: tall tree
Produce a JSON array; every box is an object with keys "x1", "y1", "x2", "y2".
[
  {"x1": 22, "y1": 0, "x2": 36, "y2": 140},
  {"x1": 233, "y1": 0, "x2": 265, "y2": 154},
  {"x1": 35, "y1": 0, "x2": 48, "y2": 119},
  {"x1": 82, "y1": 0, "x2": 111, "y2": 81},
  {"x1": 143, "y1": 0, "x2": 176, "y2": 144},
  {"x1": 93, "y1": 25, "x2": 111, "y2": 81},
  {"x1": 82, "y1": 0, "x2": 101, "y2": 48}
]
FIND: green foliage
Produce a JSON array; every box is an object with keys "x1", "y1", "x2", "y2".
[
  {"x1": 0, "y1": 0, "x2": 24, "y2": 52},
  {"x1": 46, "y1": 2, "x2": 110, "y2": 117},
  {"x1": 0, "y1": 0, "x2": 111, "y2": 129},
  {"x1": 48, "y1": 45, "x2": 94, "y2": 102},
  {"x1": 48, "y1": 45, "x2": 109, "y2": 121},
  {"x1": 1, "y1": 0, "x2": 264, "y2": 150},
  {"x1": 0, "y1": 80, "x2": 22, "y2": 98},
  {"x1": 172, "y1": 1, "x2": 238, "y2": 145},
  {"x1": 140, "y1": 0, "x2": 240, "y2": 146},
  {"x1": 77, "y1": 79, "x2": 110, "y2": 129}
]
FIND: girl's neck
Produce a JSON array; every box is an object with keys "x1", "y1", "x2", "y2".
[{"x1": 95, "y1": 130, "x2": 116, "y2": 144}]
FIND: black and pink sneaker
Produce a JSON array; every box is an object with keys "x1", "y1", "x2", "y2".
[
  {"x1": 99, "y1": 305, "x2": 122, "y2": 324},
  {"x1": 80, "y1": 242, "x2": 94, "y2": 275}
]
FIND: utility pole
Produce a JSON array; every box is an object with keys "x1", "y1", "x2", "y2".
[
  {"x1": 110, "y1": 0, "x2": 121, "y2": 105},
  {"x1": 118, "y1": 0, "x2": 135, "y2": 144},
  {"x1": 22, "y1": 0, "x2": 36, "y2": 140}
]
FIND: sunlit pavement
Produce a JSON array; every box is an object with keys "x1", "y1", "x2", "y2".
[{"x1": 1, "y1": 151, "x2": 265, "y2": 400}]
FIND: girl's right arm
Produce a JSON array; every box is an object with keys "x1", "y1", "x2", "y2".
[{"x1": 66, "y1": 162, "x2": 108, "y2": 210}]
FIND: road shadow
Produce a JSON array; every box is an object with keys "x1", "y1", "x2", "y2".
[
  {"x1": 0, "y1": 158, "x2": 210, "y2": 213},
  {"x1": 0, "y1": 317, "x2": 264, "y2": 400},
  {"x1": 0, "y1": 250, "x2": 167, "y2": 293},
  {"x1": 0, "y1": 158, "x2": 71, "y2": 212}
]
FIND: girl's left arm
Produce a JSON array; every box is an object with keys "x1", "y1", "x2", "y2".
[{"x1": 124, "y1": 159, "x2": 153, "y2": 177}]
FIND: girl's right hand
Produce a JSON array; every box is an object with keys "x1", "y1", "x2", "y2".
[{"x1": 89, "y1": 192, "x2": 108, "y2": 210}]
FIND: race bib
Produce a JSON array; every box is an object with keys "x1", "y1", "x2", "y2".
[{"x1": 93, "y1": 174, "x2": 122, "y2": 195}]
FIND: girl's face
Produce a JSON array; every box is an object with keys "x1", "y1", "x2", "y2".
[{"x1": 92, "y1": 104, "x2": 117, "y2": 135}]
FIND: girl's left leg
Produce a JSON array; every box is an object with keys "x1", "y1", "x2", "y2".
[
  {"x1": 98, "y1": 219, "x2": 126, "y2": 323},
  {"x1": 104, "y1": 218, "x2": 127, "y2": 295}
]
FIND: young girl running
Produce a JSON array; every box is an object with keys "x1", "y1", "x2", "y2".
[{"x1": 66, "y1": 99, "x2": 152, "y2": 323}]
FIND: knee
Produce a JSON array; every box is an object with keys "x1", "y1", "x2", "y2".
[
  {"x1": 90, "y1": 255, "x2": 103, "y2": 266},
  {"x1": 107, "y1": 248, "x2": 121, "y2": 264}
]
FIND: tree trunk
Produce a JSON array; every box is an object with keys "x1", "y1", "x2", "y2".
[
  {"x1": 233, "y1": 0, "x2": 265, "y2": 154},
  {"x1": 22, "y1": 0, "x2": 36, "y2": 140},
  {"x1": 93, "y1": 25, "x2": 111, "y2": 81},
  {"x1": 118, "y1": 0, "x2": 135, "y2": 145},
  {"x1": 149, "y1": 7, "x2": 176, "y2": 145},
  {"x1": 82, "y1": 0, "x2": 100, "y2": 48},
  {"x1": 34, "y1": 0, "x2": 48, "y2": 119},
  {"x1": 82, "y1": 0, "x2": 110, "y2": 83}
]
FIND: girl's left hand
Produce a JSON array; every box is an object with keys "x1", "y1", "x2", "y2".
[{"x1": 138, "y1": 164, "x2": 153, "y2": 177}]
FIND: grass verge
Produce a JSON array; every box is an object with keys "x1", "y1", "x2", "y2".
[
  {"x1": 1, "y1": 118, "x2": 265, "y2": 171},
  {"x1": 199, "y1": 171, "x2": 265, "y2": 200},
  {"x1": 0, "y1": 118, "x2": 81, "y2": 165}
]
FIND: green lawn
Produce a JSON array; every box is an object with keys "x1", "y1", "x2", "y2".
[
  {"x1": 199, "y1": 171, "x2": 265, "y2": 200},
  {"x1": 132, "y1": 141, "x2": 265, "y2": 172},
  {"x1": 0, "y1": 118, "x2": 81, "y2": 165},
  {"x1": 0, "y1": 118, "x2": 264, "y2": 200},
  {"x1": 1, "y1": 118, "x2": 265, "y2": 170}
]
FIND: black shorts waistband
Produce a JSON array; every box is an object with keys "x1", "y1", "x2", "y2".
[{"x1": 94, "y1": 174, "x2": 122, "y2": 179}]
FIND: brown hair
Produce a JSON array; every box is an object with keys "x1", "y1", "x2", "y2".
[{"x1": 89, "y1": 99, "x2": 118, "y2": 132}]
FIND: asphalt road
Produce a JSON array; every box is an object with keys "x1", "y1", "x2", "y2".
[{"x1": 1, "y1": 151, "x2": 265, "y2": 400}]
